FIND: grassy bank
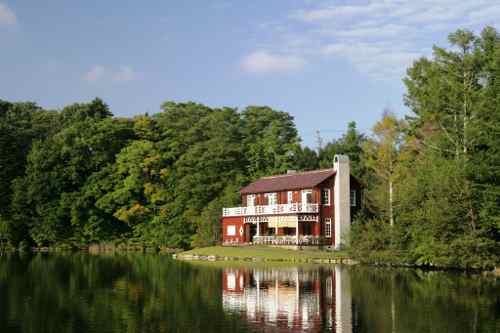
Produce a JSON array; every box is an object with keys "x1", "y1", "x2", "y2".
[{"x1": 177, "y1": 245, "x2": 351, "y2": 263}]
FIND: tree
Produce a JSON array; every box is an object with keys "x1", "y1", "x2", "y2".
[
  {"x1": 363, "y1": 112, "x2": 406, "y2": 227},
  {"x1": 318, "y1": 121, "x2": 366, "y2": 179}
]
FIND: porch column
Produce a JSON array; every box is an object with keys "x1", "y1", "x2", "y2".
[
  {"x1": 256, "y1": 221, "x2": 260, "y2": 237},
  {"x1": 296, "y1": 216, "x2": 299, "y2": 242}
]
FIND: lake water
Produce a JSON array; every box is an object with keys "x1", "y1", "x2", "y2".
[{"x1": 0, "y1": 253, "x2": 498, "y2": 333}]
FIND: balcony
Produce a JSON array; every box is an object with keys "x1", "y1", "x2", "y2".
[{"x1": 222, "y1": 203, "x2": 319, "y2": 217}]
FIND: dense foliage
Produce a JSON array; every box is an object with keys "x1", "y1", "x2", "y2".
[
  {"x1": 0, "y1": 100, "x2": 308, "y2": 249},
  {"x1": 0, "y1": 27, "x2": 498, "y2": 268},
  {"x1": 351, "y1": 27, "x2": 500, "y2": 269}
]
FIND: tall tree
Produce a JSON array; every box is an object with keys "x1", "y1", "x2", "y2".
[{"x1": 363, "y1": 112, "x2": 406, "y2": 227}]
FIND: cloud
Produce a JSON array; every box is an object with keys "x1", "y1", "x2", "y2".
[
  {"x1": 0, "y1": 3, "x2": 16, "y2": 25},
  {"x1": 253, "y1": 0, "x2": 500, "y2": 80},
  {"x1": 241, "y1": 50, "x2": 305, "y2": 74},
  {"x1": 112, "y1": 66, "x2": 135, "y2": 82},
  {"x1": 84, "y1": 65, "x2": 136, "y2": 83},
  {"x1": 84, "y1": 65, "x2": 105, "y2": 82}
]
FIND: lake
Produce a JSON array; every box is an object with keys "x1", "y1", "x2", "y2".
[{"x1": 0, "y1": 253, "x2": 498, "y2": 333}]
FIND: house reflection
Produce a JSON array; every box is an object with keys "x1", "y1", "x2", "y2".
[{"x1": 222, "y1": 266, "x2": 353, "y2": 332}]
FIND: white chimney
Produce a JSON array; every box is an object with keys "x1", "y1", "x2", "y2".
[{"x1": 333, "y1": 155, "x2": 350, "y2": 249}]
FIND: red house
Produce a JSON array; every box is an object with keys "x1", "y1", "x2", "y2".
[{"x1": 222, "y1": 155, "x2": 361, "y2": 249}]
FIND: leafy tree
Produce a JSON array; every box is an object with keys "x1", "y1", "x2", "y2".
[
  {"x1": 318, "y1": 121, "x2": 366, "y2": 178},
  {"x1": 363, "y1": 112, "x2": 406, "y2": 227}
]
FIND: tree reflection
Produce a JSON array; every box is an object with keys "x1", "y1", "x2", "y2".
[{"x1": 0, "y1": 253, "x2": 498, "y2": 333}]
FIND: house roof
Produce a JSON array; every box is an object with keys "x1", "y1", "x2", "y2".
[{"x1": 240, "y1": 169, "x2": 336, "y2": 194}]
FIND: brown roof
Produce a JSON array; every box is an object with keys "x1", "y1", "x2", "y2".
[{"x1": 240, "y1": 169, "x2": 336, "y2": 194}]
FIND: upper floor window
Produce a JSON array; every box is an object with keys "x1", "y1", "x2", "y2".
[
  {"x1": 247, "y1": 194, "x2": 256, "y2": 207},
  {"x1": 301, "y1": 189, "x2": 313, "y2": 204},
  {"x1": 287, "y1": 191, "x2": 293, "y2": 204},
  {"x1": 265, "y1": 192, "x2": 278, "y2": 205},
  {"x1": 321, "y1": 188, "x2": 331, "y2": 205},
  {"x1": 350, "y1": 190, "x2": 357, "y2": 207}
]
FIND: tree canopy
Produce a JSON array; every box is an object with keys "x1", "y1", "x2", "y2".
[{"x1": 0, "y1": 27, "x2": 498, "y2": 268}]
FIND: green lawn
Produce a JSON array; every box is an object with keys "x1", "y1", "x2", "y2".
[{"x1": 179, "y1": 245, "x2": 349, "y2": 262}]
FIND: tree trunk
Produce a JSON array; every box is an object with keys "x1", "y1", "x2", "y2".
[{"x1": 389, "y1": 179, "x2": 394, "y2": 227}]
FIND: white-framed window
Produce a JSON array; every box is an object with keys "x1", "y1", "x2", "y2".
[
  {"x1": 247, "y1": 194, "x2": 256, "y2": 207},
  {"x1": 324, "y1": 218, "x2": 332, "y2": 238},
  {"x1": 301, "y1": 189, "x2": 313, "y2": 204},
  {"x1": 350, "y1": 190, "x2": 357, "y2": 207},
  {"x1": 321, "y1": 188, "x2": 331, "y2": 205},
  {"x1": 227, "y1": 272, "x2": 236, "y2": 290},
  {"x1": 227, "y1": 225, "x2": 236, "y2": 236},
  {"x1": 287, "y1": 191, "x2": 293, "y2": 204},
  {"x1": 265, "y1": 192, "x2": 278, "y2": 205}
]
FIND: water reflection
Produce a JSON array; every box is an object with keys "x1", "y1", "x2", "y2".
[
  {"x1": 222, "y1": 266, "x2": 353, "y2": 332},
  {"x1": 0, "y1": 253, "x2": 498, "y2": 333}
]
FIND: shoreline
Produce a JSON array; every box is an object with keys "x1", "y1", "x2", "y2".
[
  {"x1": 1, "y1": 245, "x2": 498, "y2": 274},
  {"x1": 173, "y1": 253, "x2": 359, "y2": 265}
]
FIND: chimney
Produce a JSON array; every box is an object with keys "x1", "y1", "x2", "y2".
[{"x1": 333, "y1": 155, "x2": 350, "y2": 250}]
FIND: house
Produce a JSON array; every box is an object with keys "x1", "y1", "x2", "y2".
[{"x1": 221, "y1": 155, "x2": 361, "y2": 249}]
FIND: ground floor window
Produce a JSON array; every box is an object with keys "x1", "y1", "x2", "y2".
[
  {"x1": 283, "y1": 227, "x2": 296, "y2": 236},
  {"x1": 227, "y1": 225, "x2": 236, "y2": 236},
  {"x1": 324, "y1": 218, "x2": 332, "y2": 238}
]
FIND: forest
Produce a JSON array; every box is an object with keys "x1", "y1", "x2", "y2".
[{"x1": 0, "y1": 27, "x2": 498, "y2": 268}]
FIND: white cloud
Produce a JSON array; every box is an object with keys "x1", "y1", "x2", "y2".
[
  {"x1": 241, "y1": 50, "x2": 305, "y2": 74},
  {"x1": 112, "y1": 66, "x2": 135, "y2": 82},
  {"x1": 84, "y1": 65, "x2": 136, "y2": 83},
  {"x1": 84, "y1": 65, "x2": 105, "y2": 82},
  {"x1": 255, "y1": 0, "x2": 500, "y2": 79},
  {"x1": 0, "y1": 3, "x2": 16, "y2": 25}
]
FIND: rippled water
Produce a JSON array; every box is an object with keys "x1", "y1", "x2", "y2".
[{"x1": 0, "y1": 253, "x2": 498, "y2": 332}]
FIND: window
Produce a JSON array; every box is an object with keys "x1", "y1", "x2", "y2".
[
  {"x1": 324, "y1": 218, "x2": 332, "y2": 238},
  {"x1": 350, "y1": 190, "x2": 357, "y2": 207},
  {"x1": 247, "y1": 194, "x2": 256, "y2": 207},
  {"x1": 301, "y1": 189, "x2": 313, "y2": 204},
  {"x1": 227, "y1": 225, "x2": 236, "y2": 236},
  {"x1": 287, "y1": 191, "x2": 293, "y2": 204},
  {"x1": 321, "y1": 188, "x2": 331, "y2": 205},
  {"x1": 227, "y1": 272, "x2": 236, "y2": 290},
  {"x1": 265, "y1": 192, "x2": 278, "y2": 205}
]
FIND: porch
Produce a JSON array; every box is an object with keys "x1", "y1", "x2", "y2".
[{"x1": 253, "y1": 235, "x2": 323, "y2": 246}]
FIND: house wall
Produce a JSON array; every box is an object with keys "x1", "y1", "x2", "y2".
[
  {"x1": 316, "y1": 177, "x2": 335, "y2": 245},
  {"x1": 222, "y1": 216, "x2": 246, "y2": 243},
  {"x1": 224, "y1": 173, "x2": 362, "y2": 246},
  {"x1": 242, "y1": 188, "x2": 322, "y2": 206}
]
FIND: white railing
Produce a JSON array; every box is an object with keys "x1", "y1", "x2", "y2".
[
  {"x1": 222, "y1": 203, "x2": 319, "y2": 217},
  {"x1": 252, "y1": 235, "x2": 323, "y2": 246}
]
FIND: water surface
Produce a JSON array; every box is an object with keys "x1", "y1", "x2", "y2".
[{"x1": 0, "y1": 253, "x2": 498, "y2": 332}]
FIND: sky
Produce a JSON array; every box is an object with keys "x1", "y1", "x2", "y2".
[{"x1": 1, "y1": 1, "x2": 499, "y2": 147}]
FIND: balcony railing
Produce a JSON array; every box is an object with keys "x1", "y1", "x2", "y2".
[
  {"x1": 222, "y1": 203, "x2": 319, "y2": 217},
  {"x1": 252, "y1": 235, "x2": 323, "y2": 246}
]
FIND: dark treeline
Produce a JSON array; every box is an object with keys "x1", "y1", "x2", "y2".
[{"x1": 0, "y1": 27, "x2": 499, "y2": 268}]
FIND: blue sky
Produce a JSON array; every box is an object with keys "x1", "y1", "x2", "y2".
[{"x1": 1, "y1": 1, "x2": 499, "y2": 147}]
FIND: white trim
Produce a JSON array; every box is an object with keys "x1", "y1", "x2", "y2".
[
  {"x1": 324, "y1": 218, "x2": 332, "y2": 238},
  {"x1": 301, "y1": 189, "x2": 313, "y2": 204},
  {"x1": 224, "y1": 203, "x2": 319, "y2": 217},
  {"x1": 264, "y1": 192, "x2": 278, "y2": 205},
  {"x1": 247, "y1": 194, "x2": 256, "y2": 207},
  {"x1": 321, "y1": 188, "x2": 331, "y2": 206},
  {"x1": 287, "y1": 191, "x2": 293, "y2": 204}
]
